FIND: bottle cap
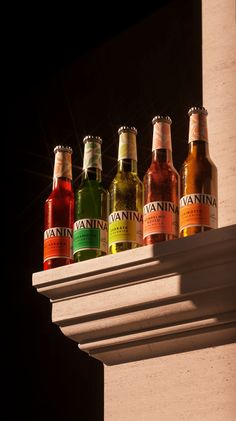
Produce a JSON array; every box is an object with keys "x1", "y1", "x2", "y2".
[
  {"x1": 188, "y1": 106, "x2": 208, "y2": 116},
  {"x1": 118, "y1": 126, "x2": 137, "y2": 135},
  {"x1": 83, "y1": 135, "x2": 102, "y2": 144},
  {"x1": 152, "y1": 116, "x2": 172, "y2": 125},
  {"x1": 54, "y1": 145, "x2": 73, "y2": 154}
]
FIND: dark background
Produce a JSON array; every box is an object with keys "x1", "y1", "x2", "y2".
[{"x1": 8, "y1": 1, "x2": 202, "y2": 420}]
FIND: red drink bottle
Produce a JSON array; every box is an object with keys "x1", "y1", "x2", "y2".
[{"x1": 44, "y1": 145, "x2": 74, "y2": 270}]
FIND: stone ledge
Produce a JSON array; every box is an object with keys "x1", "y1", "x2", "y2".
[{"x1": 33, "y1": 225, "x2": 236, "y2": 365}]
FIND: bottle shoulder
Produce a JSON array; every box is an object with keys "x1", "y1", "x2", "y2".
[
  {"x1": 181, "y1": 154, "x2": 217, "y2": 171},
  {"x1": 144, "y1": 161, "x2": 179, "y2": 178},
  {"x1": 110, "y1": 171, "x2": 143, "y2": 185},
  {"x1": 78, "y1": 179, "x2": 108, "y2": 192},
  {"x1": 79, "y1": 178, "x2": 104, "y2": 185},
  {"x1": 46, "y1": 187, "x2": 74, "y2": 202}
]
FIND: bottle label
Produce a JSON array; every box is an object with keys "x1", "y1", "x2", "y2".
[
  {"x1": 73, "y1": 219, "x2": 107, "y2": 253},
  {"x1": 189, "y1": 113, "x2": 208, "y2": 142},
  {"x1": 118, "y1": 133, "x2": 137, "y2": 161},
  {"x1": 179, "y1": 194, "x2": 217, "y2": 231},
  {"x1": 44, "y1": 227, "x2": 73, "y2": 262},
  {"x1": 143, "y1": 201, "x2": 178, "y2": 238},
  {"x1": 83, "y1": 141, "x2": 102, "y2": 170},
  {"x1": 54, "y1": 152, "x2": 72, "y2": 179},
  {"x1": 108, "y1": 210, "x2": 143, "y2": 246},
  {"x1": 153, "y1": 122, "x2": 172, "y2": 150}
]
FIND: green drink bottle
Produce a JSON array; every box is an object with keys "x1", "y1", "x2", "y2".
[
  {"x1": 109, "y1": 126, "x2": 143, "y2": 253},
  {"x1": 73, "y1": 136, "x2": 109, "y2": 261}
]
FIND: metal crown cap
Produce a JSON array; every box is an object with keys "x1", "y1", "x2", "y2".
[
  {"x1": 118, "y1": 126, "x2": 137, "y2": 135},
  {"x1": 188, "y1": 106, "x2": 208, "y2": 116},
  {"x1": 83, "y1": 135, "x2": 102, "y2": 144},
  {"x1": 152, "y1": 115, "x2": 172, "y2": 125},
  {"x1": 54, "y1": 145, "x2": 73, "y2": 154}
]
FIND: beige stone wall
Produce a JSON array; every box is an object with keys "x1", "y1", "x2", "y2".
[
  {"x1": 104, "y1": 2, "x2": 236, "y2": 420},
  {"x1": 105, "y1": 343, "x2": 236, "y2": 421},
  {"x1": 202, "y1": 0, "x2": 236, "y2": 227}
]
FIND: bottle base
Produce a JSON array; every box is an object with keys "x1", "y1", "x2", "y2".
[
  {"x1": 180, "y1": 226, "x2": 213, "y2": 238},
  {"x1": 74, "y1": 250, "x2": 107, "y2": 262},
  {"x1": 109, "y1": 242, "x2": 142, "y2": 254},
  {"x1": 44, "y1": 258, "x2": 73, "y2": 270}
]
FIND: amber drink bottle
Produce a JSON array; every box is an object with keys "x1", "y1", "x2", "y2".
[{"x1": 180, "y1": 107, "x2": 218, "y2": 237}]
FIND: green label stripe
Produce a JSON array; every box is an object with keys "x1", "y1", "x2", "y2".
[
  {"x1": 73, "y1": 218, "x2": 108, "y2": 253},
  {"x1": 73, "y1": 228, "x2": 100, "y2": 251}
]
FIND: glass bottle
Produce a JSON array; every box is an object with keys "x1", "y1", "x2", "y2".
[
  {"x1": 109, "y1": 126, "x2": 143, "y2": 253},
  {"x1": 180, "y1": 106, "x2": 218, "y2": 237},
  {"x1": 143, "y1": 116, "x2": 179, "y2": 244},
  {"x1": 73, "y1": 136, "x2": 108, "y2": 261},
  {"x1": 44, "y1": 145, "x2": 74, "y2": 270}
]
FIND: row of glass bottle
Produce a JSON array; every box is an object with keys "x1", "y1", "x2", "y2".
[{"x1": 43, "y1": 106, "x2": 217, "y2": 270}]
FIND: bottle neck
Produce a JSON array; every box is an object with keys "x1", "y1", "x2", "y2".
[
  {"x1": 188, "y1": 112, "x2": 208, "y2": 142},
  {"x1": 53, "y1": 150, "x2": 72, "y2": 190},
  {"x1": 118, "y1": 159, "x2": 138, "y2": 173},
  {"x1": 152, "y1": 121, "x2": 172, "y2": 151},
  {"x1": 83, "y1": 167, "x2": 102, "y2": 182},
  {"x1": 83, "y1": 140, "x2": 102, "y2": 181},
  {"x1": 118, "y1": 131, "x2": 137, "y2": 162},
  {"x1": 188, "y1": 112, "x2": 209, "y2": 157}
]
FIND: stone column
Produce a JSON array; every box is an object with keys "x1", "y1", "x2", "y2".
[
  {"x1": 202, "y1": 0, "x2": 236, "y2": 227},
  {"x1": 33, "y1": 227, "x2": 236, "y2": 421}
]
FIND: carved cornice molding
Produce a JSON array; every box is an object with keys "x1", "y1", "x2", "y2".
[{"x1": 33, "y1": 225, "x2": 236, "y2": 365}]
